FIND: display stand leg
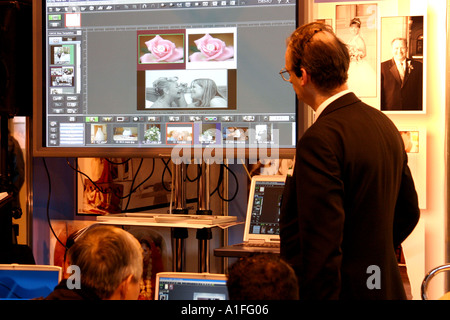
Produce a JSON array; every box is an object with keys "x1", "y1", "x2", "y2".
[
  {"x1": 196, "y1": 228, "x2": 212, "y2": 273},
  {"x1": 171, "y1": 161, "x2": 188, "y2": 272},
  {"x1": 172, "y1": 227, "x2": 188, "y2": 272},
  {"x1": 196, "y1": 161, "x2": 212, "y2": 273}
]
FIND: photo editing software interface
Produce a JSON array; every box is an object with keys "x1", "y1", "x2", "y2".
[
  {"x1": 157, "y1": 276, "x2": 228, "y2": 300},
  {"x1": 249, "y1": 180, "x2": 284, "y2": 235},
  {"x1": 43, "y1": 0, "x2": 297, "y2": 150}
]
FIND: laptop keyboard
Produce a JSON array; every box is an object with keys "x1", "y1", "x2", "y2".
[{"x1": 236, "y1": 242, "x2": 280, "y2": 248}]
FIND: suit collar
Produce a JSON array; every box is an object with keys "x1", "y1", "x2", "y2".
[
  {"x1": 314, "y1": 89, "x2": 351, "y2": 121},
  {"x1": 316, "y1": 92, "x2": 361, "y2": 121}
]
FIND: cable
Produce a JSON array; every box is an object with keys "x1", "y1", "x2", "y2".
[
  {"x1": 186, "y1": 163, "x2": 202, "y2": 182},
  {"x1": 123, "y1": 158, "x2": 143, "y2": 211},
  {"x1": 209, "y1": 164, "x2": 223, "y2": 197},
  {"x1": 127, "y1": 158, "x2": 155, "y2": 194},
  {"x1": 160, "y1": 158, "x2": 172, "y2": 192},
  {"x1": 210, "y1": 163, "x2": 239, "y2": 202},
  {"x1": 221, "y1": 163, "x2": 239, "y2": 202},
  {"x1": 66, "y1": 158, "x2": 156, "y2": 202},
  {"x1": 42, "y1": 158, "x2": 67, "y2": 249},
  {"x1": 66, "y1": 158, "x2": 109, "y2": 194}
]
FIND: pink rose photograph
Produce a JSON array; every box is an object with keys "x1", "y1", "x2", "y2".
[
  {"x1": 188, "y1": 32, "x2": 234, "y2": 62},
  {"x1": 138, "y1": 33, "x2": 185, "y2": 65}
]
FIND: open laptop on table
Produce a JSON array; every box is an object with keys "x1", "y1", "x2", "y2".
[
  {"x1": 214, "y1": 175, "x2": 286, "y2": 258},
  {"x1": 0, "y1": 264, "x2": 62, "y2": 300},
  {"x1": 155, "y1": 272, "x2": 228, "y2": 300}
]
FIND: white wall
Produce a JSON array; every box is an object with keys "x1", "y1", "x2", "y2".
[{"x1": 395, "y1": 0, "x2": 447, "y2": 300}]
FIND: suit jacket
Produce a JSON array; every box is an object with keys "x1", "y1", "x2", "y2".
[
  {"x1": 380, "y1": 58, "x2": 423, "y2": 111},
  {"x1": 280, "y1": 92, "x2": 420, "y2": 300}
]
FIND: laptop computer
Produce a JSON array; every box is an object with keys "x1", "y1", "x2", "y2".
[
  {"x1": 214, "y1": 175, "x2": 286, "y2": 257},
  {"x1": 0, "y1": 264, "x2": 62, "y2": 300},
  {"x1": 154, "y1": 272, "x2": 228, "y2": 300}
]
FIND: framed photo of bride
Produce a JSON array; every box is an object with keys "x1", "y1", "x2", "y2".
[
  {"x1": 335, "y1": 3, "x2": 378, "y2": 99},
  {"x1": 380, "y1": 15, "x2": 425, "y2": 114}
]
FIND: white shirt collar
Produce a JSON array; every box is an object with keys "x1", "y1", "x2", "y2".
[
  {"x1": 314, "y1": 89, "x2": 351, "y2": 122},
  {"x1": 394, "y1": 58, "x2": 406, "y2": 68}
]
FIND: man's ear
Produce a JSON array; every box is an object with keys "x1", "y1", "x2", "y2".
[
  {"x1": 299, "y1": 68, "x2": 309, "y2": 85},
  {"x1": 112, "y1": 274, "x2": 134, "y2": 300},
  {"x1": 122, "y1": 274, "x2": 135, "y2": 299}
]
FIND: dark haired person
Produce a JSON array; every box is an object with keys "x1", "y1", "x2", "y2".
[
  {"x1": 227, "y1": 254, "x2": 299, "y2": 300},
  {"x1": 279, "y1": 22, "x2": 420, "y2": 300}
]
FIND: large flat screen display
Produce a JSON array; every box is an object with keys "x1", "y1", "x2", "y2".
[{"x1": 33, "y1": 0, "x2": 297, "y2": 159}]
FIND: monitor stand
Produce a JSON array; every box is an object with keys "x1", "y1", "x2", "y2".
[
  {"x1": 171, "y1": 160, "x2": 214, "y2": 273},
  {"x1": 196, "y1": 161, "x2": 212, "y2": 273},
  {"x1": 171, "y1": 160, "x2": 188, "y2": 272}
]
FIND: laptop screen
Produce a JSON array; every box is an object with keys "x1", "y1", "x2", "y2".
[
  {"x1": 155, "y1": 273, "x2": 228, "y2": 300},
  {"x1": 248, "y1": 179, "x2": 285, "y2": 236},
  {"x1": 0, "y1": 265, "x2": 62, "y2": 300}
]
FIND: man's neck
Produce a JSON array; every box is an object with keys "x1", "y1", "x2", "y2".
[{"x1": 310, "y1": 83, "x2": 349, "y2": 111}]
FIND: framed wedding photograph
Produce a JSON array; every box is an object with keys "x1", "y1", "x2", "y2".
[
  {"x1": 335, "y1": 3, "x2": 378, "y2": 98},
  {"x1": 380, "y1": 16, "x2": 425, "y2": 113}
]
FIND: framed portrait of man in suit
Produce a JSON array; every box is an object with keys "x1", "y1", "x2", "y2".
[{"x1": 380, "y1": 16, "x2": 425, "y2": 113}]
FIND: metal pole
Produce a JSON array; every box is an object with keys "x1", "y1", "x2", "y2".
[
  {"x1": 196, "y1": 160, "x2": 212, "y2": 273},
  {"x1": 171, "y1": 160, "x2": 188, "y2": 272}
]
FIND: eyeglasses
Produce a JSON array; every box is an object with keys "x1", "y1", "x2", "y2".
[{"x1": 279, "y1": 68, "x2": 291, "y2": 82}]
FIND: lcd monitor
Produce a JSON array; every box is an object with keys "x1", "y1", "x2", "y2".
[{"x1": 33, "y1": 0, "x2": 298, "y2": 160}]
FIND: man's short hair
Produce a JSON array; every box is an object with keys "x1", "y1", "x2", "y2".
[
  {"x1": 226, "y1": 253, "x2": 299, "y2": 300},
  {"x1": 67, "y1": 225, "x2": 143, "y2": 299},
  {"x1": 288, "y1": 22, "x2": 350, "y2": 91}
]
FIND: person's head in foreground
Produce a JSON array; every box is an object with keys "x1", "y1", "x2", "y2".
[
  {"x1": 226, "y1": 253, "x2": 299, "y2": 300},
  {"x1": 67, "y1": 225, "x2": 143, "y2": 300}
]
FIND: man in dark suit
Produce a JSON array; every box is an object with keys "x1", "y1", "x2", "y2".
[
  {"x1": 381, "y1": 38, "x2": 423, "y2": 111},
  {"x1": 279, "y1": 22, "x2": 420, "y2": 300}
]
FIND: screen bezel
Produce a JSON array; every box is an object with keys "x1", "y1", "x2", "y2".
[{"x1": 32, "y1": 0, "x2": 299, "y2": 159}]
